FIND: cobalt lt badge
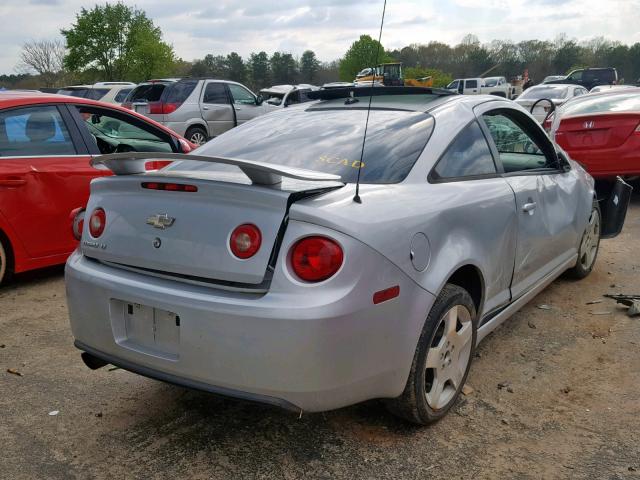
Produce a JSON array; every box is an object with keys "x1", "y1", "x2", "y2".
[{"x1": 153, "y1": 237, "x2": 162, "y2": 249}]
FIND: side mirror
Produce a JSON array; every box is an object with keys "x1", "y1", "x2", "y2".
[
  {"x1": 91, "y1": 114, "x2": 101, "y2": 124},
  {"x1": 255, "y1": 94, "x2": 264, "y2": 106}
]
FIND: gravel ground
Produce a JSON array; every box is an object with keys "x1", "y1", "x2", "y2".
[{"x1": 1, "y1": 195, "x2": 639, "y2": 480}]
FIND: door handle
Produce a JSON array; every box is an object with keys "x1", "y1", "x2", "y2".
[
  {"x1": 0, "y1": 178, "x2": 26, "y2": 187},
  {"x1": 522, "y1": 202, "x2": 537, "y2": 213},
  {"x1": 235, "y1": 107, "x2": 242, "y2": 111},
  {"x1": 202, "y1": 106, "x2": 210, "y2": 110}
]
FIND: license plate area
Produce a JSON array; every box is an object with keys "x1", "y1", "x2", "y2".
[{"x1": 110, "y1": 299, "x2": 180, "y2": 360}]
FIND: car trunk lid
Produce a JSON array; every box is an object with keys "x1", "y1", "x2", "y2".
[{"x1": 555, "y1": 113, "x2": 640, "y2": 149}]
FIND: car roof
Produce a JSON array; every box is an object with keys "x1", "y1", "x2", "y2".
[{"x1": 0, "y1": 90, "x2": 137, "y2": 109}]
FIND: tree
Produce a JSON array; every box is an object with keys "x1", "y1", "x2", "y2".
[
  {"x1": 270, "y1": 52, "x2": 298, "y2": 84},
  {"x1": 17, "y1": 39, "x2": 66, "y2": 87},
  {"x1": 248, "y1": 51, "x2": 270, "y2": 90},
  {"x1": 299, "y1": 50, "x2": 320, "y2": 83},
  {"x1": 61, "y1": 3, "x2": 175, "y2": 81},
  {"x1": 339, "y1": 35, "x2": 390, "y2": 81},
  {"x1": 404, "y1": 67, "x2": 452, "y2": 87},
  {"x1": 225, "y1": 52, "x2": 246, "y2": 83}
]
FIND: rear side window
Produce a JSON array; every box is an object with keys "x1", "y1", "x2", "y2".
[
  {"x1": 466, "y1": 80, "x2": 478, "y2": 89},
  {"x1": 128, "y1": 84, "x2": 167, "y2": 102},
  {"x1": 163, "y1": 80, "x2": 198, "y2": 104},
  {"x1": 114, "y1": 88, "x2": 132, "y2": 103},
  {"x1": 173, "y1": 107, "x2": 435, "y2": 184},
  {"x1": 431, "y1": 121, "x2": 496, "y2": 180},
  {"x1": 0, "y1": 105, "x2": 77, "y2": 157},
  {"x1": 203, "y1": 83, "x2": 229, "y2": 104}
]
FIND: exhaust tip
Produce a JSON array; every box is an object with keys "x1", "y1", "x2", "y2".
[{"x1": 81, "y1": 352, "x2": 109, "y2": 370}]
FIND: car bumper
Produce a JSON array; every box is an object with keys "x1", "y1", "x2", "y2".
[{"x1": 65, "y1": 250, "x2": 435, "y2": 412}]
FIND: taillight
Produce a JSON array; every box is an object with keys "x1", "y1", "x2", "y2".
[
  {"x1": 148, "y1": 101, "x2": 182, "y2": 114},
  {"x1": 141, "y1": 182, "x2": 197, "y2": 192},
  {"x1": 230, "y1": 224, "x2": 262, "y2": 259},
  {"x1": 88, "y1": 208, "x2": 106, "y2": 238},
  {"x1": 70, "y1": 207, "x2": 85, "y2": 241},
  {"x1": 291, "y1": 236, "x2": 343, "y2": 282}
]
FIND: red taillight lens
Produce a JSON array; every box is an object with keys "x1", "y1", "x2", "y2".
[
  {"x1": 291, "y1": 236, "x2": 343, "y2": 282},
  {"x1": 148, "y1": 101, "x2": 182, "y2": 114},
  {"x1": 70, "y1": 207, "x2": 85, "y2": 241},
  {"x1": 141, "y1": 182, "x2": 197, "y2": 192},
  {"x1": 88, "y1": 208, "x2": 106, "y2": 238},
  {"x1": 230, "y1": 224, "x2": 262, "y2": 259}
]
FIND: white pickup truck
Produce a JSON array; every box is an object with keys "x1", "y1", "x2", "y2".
[{"x1": 446, "y1": 76, "x2": 514, "y2": 98}]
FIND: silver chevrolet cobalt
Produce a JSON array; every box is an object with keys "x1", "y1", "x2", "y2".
[{"x1": 66, "y1": 87, "x2": 630, "y2": 424}]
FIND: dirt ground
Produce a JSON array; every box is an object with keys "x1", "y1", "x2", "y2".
[{"x1": 1, "y1": 195, "x2": 639, "y2": 480}]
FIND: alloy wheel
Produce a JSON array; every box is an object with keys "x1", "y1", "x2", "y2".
[
  {"x1": 579, "y1": 207, "x2": 600, "y2": 270},
  {"x1": 189, "y1": 131, "x2": 207, "y2": 145},
  {"x1": 424, "y1": 305, "x2": 473, "y2": 409}
]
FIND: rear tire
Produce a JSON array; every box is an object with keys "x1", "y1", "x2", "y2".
[
  {"x1": 385, "y1": 284, "x2": 477, "y2": 425},
  {"x1": 0, "y1": 235, "x2": 13, "y2": 286},
  {"x1": 185, "y1": 126, "x2": 208, "y2": 146},
  {"x1": 566, "y1": 201, "x2": 601, "y2": 279}
]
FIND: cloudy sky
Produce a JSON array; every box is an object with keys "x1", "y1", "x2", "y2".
[{"x1": 1, "y1": 0, "x2": 639, "y2": 74}]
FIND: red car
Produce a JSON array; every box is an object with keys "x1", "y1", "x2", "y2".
[
  {"x1": 553, "y1": 88, "x2": 640, "y2": 178},
  {"x1": 0, "y1": 90, "x2": 195, "y2": 284}
]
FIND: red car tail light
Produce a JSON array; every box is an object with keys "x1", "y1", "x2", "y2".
[
  {"x1": 291, "y1": 236, "x2": 343, "y2": 282},
  {"x1": 88, "y1": 208, "x2": 106, "y2": 238},
  {"x1": 148, "y1": 101, "x2": 182, "y2": 114},
  {"x1": 70, "y1": 207, "x2": 85, "y2": 241},
  {"x1": 230, "y1": 224, "x2": 262, "y2": 259},
  {"x1": 141, "y1": 182, "x2": 198, "y2": 192}
]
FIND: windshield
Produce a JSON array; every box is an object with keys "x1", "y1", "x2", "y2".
[
  {"x1": 169, "y1": 104, "x2": 435, "y2": 184},
  {"x1": 446, "y1": 80, "x2": 459, "y2": 89},
  {"x1": 520, "y1": 86, "x2": 569, "y2": 100},
  {"x1": 562, "y1": 91, "x2": 640, "y2": 117},
  {"x1": 262, "y1": 92, "x2": 285, "y2": 105},
  {"x1": 484, "y1": 78, "x2": 498, "y2": 87}
]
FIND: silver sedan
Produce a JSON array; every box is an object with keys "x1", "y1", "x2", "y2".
[{"x1": 66, "y1": 88, "x2": 631, "y2": 424}]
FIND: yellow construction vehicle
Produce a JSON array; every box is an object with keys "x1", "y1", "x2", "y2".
[{"x1": 354, "y1": 62, "x2": 433, "y2": 88}]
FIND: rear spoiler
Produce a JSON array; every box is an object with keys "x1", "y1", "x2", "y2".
[{"x1": 91, "y1": 152, "x2": 344, "y2": 186}]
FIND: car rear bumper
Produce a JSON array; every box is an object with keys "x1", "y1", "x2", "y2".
[
  {"x1": 559, "y1": 135, "x2": 640, "y2": 177},
  {"x1": 65, "y1": 250, "x2": 434, "y2": 412}
]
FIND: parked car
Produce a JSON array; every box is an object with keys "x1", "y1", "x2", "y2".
[
  {"x1": 515, "y1": 84, "x2": 589, "y2": 123},
  {"x1": 548, "y1": 67, "x2": 618, "y2": 91},
  {"x1": 0, "y1": 90, "x2": 195, "y2": 285},
  {"x1": 259, "y1": 84, "x2": 319, "y2": 108},
  {"x1": 57, "y1": 82, "x2": 137, "y2": 105},
  {"x1": 66, "y1": 87, "x2": 630, "y2": 425},
  {"x1": 542, "y1": 75, "x2": 566, "y2": 83},
  {"x1": 551, "y1": 88, "x2": 640, "y2": 179},
  {"x1": 445, "y1": 77, "x2": 512, "y2": 98},
  {"x1": 589, "y1": 84, "x2": 636, "y2": 94},
  {"x1": 123, "y1": 78, "x2": 271, "y2": 146}
]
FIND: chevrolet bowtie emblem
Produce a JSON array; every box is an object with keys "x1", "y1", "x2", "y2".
[{"x1": 146, "y1": 213, "x2": 175, "y2": 229}]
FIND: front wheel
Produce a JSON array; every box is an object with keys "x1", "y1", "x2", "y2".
[
  {"x1": 386, "y1": 284, "x2": 477, "y2": 425},
  {"x1": 567, "y1": 202, "x2": 601, "y2": 279}
]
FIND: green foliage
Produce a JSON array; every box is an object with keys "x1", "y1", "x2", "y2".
[
  {"x1": 339, "y1": 35, "x2": 391, "y2": 82},
  {"x1": 270, "y1": 52, "x2": 297, "y2": 84},
  {"x1": 248, "y1": 51, "x2": 270, "y2": 90},
  {"x1": 404, "y1": 67, "x2": 452, "y2": 87},
  {"x1": 61, "y1": 2, "x2": 175, "y2": 81},
  {"x1": 299, "y1": 50, "x2": 320, "y2": 83}
]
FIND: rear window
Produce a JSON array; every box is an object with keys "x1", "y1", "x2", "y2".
[
  {"x1": 127, "y1": 83, "x2": 168, "y2": 102},
  {"x1": 162, "y1": 80, "x2": 198, "y2": 103},
  {"x1": 520, "y1": 86, "x2": 568, "y2": 100},
  {"x1": 562, "y1": 92, "x2": 640, "y2": 117},
  {"x1": 84, "y1": 88, "x2": 110, "y2": 100},
  {"x1": 58, "y1": 88, "x2": 90, "y2": 98},
  {"x1": 170, "y1": 106, "x2": 435, "y2": 184},
  {"x1": 114, "y1": 88, "x2": 132, "y2": 103}
]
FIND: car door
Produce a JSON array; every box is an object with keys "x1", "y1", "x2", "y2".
[
  {"x1": 199, "y1": 81, "x2": 235, "y2": 137},
  {"x1": 463, "y1": 79, "x2": 479, "y2": 95},
  {"x1": 479, "y1": 107, "x2": 581, "y2": 299},
  {"x1": 227, "y1": 83, "x2": 263, "y2": 123},
  {"x1": 0, "y1": 104, "x2": 93, "y2": 259}
]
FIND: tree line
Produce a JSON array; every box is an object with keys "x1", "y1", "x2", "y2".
[{"x1": 5, "y1": 2, "x2": 640, "y2": 91}]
